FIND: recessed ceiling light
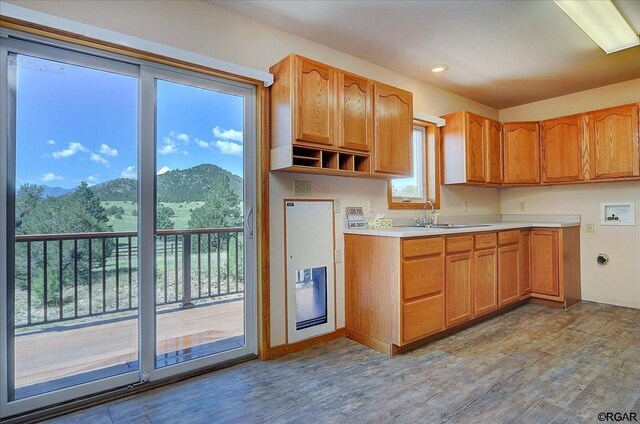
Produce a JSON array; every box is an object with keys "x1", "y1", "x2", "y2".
[
  {"x1": 554, "y1": 0, "x2": 640, "y2": 54},
  {"x1": 430, "y1": 64, "x2": 449, "y2": 73}
]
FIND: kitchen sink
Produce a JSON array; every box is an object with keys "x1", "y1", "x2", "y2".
[{"x1": 395, "y1": 224, "x2": 491, "y2": 230}]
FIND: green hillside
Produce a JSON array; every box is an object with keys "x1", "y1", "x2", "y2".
[{"x1": 91, "y1": 164, "x2": 242, "y2": 202}]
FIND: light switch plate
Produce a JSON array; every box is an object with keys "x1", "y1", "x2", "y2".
[{"x1": 366, "y1": 200, "x2": 374, "y2": 213}]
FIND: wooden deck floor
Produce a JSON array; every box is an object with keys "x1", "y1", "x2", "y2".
[
  {"x1": 15, "y1": 300, "x2": 244, "y2": 390},
  {"x1": 44, "y1": 301, "x2": 640, "y2": 424}
]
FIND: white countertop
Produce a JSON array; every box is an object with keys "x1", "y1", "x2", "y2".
[{"x1": 343, "y1": 221, "x2": 580, "y2": 238}]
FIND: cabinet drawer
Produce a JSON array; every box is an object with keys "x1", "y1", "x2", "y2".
[
  {"x1": 445, "y1": 235, "x2": 473, "y2": 253},
  {"x1": 403, "y1": 256, "x2": 444, "y2": 300},
  {"x1": 403, "y1": 237, "x2": 443, "y2": 259},
  {"x1": 474, "y1": 233, "x2": 497, "y2": 250},
  {"x1": 498, "y1": 230, "x2": 520, "y2": 245},
  {"x1": 402, "y1": 294, "x2": 444, "y2": 343}
]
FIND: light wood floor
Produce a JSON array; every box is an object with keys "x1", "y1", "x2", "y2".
[
  {"x1": 44, "y1": 301, "x2": 640, "y2": 423},
  {"x1": 16, "y1": 300, "x2": 244, "y2": 389}
]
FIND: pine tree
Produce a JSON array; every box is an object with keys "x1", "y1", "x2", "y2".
[
  {"x1": 188, "y1": 175, "x2": 242, "y2": 229},
  {"x1": 72, "y1": 181, "x2": 108, "y2": 223}
]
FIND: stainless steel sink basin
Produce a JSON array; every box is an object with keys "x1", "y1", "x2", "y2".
[{"x1": 395, "y1": 224, "x2": 491, "y2": 230}]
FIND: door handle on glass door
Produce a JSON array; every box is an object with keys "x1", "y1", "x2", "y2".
[{"x1": 245, "y1": 206, "x2": 254, "y2": 239}]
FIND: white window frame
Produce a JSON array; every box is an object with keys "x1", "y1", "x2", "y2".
[{"x1": 388, "y1": 120, "x2": 440, "y2": 210}]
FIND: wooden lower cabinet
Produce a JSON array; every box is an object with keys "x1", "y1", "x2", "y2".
[
  {"x1": 531, "y1": 230, "x2": 560, "y2": 297},
  {"x1": 498, "y1": 244, "x2": 520, "y2": 306},
  {"x1": 445, "y1": 252, "x2": 473, "y2": 327},
  {"x1": 474, "y1": 248, "x2": 498, "y2": 316},
  {"x1": 529, "y1": 228, "x2": 581, "y2": 307},
  {"x1": 521, "y1": 230, "x2": 532, "y2": 296},
  {"x1": 402, "y1": 294, "x2": 444, "y2": 342},
  {"x1": 345, "y1": 226, "x2": 581, "y2": 355}
]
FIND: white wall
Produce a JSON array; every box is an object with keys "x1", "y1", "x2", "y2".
[
  {"x1": 500, "y1": 79, "x2": 640, "y2": 309},
  {"x1": 4, "y1": 0, "x2": 501, "y2": 346}
]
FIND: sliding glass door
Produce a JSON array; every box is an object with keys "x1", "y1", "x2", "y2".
[
  {"x1": 0, "y1": 39, "x2": 141, "y2": 417},
  {"x1": 0, "y1": 33, "x2": 257, "y2": 419},
  {"x1": 147, "y1": 67, "x2": 256, "y2": 379}
]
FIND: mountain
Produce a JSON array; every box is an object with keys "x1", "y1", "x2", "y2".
[
  {"x1": 42, "y1": 186, "x2": 75, "y2": 198},
  {"x1": 156, "y1": 164, "x2": 243, "y2": 202},
  {"x1": 90, "y1": 164, "x2": 243, "y2": 202},
  {"x1": 91, "y1": 178, "x2": 137, "y2": 201}
]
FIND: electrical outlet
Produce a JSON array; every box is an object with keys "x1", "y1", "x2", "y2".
[
  {"x1": 463, "y1": 200, "x2": 468, "y2": 212},
  {"x1": 519, "y1": 202, "x2": 526, "y2": 212},
  {"x1": 334, "y1": 199, "x2": 341, "y2": 213},
  {"x1": 586, "y1": 223, "x2": 595, "y2": 233},
  {"x1": 367, "y1": 200, "x2": 374, "y2": 213},
  {"x1": 293, "y1": 180, "x2": 311, "y2": 196},
  {"x1": 335, "y1": 249, "x2": 343, "y2": 263}
]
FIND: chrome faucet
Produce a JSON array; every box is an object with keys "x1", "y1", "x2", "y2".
[{"x1": 414, "y1": 200, "x2": 438, "y2": 226}]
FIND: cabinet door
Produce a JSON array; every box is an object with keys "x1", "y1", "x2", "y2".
[
  {"x1": 445, "y1": 253, "x2": 473, "y2": 327},
  {"x1": 465, "y1": 112, "x2": 486, "y2": 182},
  {"x1": 403, "y1": 256, "x2": 444, "y2": 300},
  {"x1": 402, "y1": 294, "x2": 444, "y2": 343},
  {"x1": 474, "y1": 248, "x2": 497, "y2": 316},
  {"x1": 503, "y1": 122, "x2": 540, "y2": 184},
  {"x1": 485, "y1": 118, "x2": 503, "y2": 184},
  {"x1": 294, "y1": 56, "x2": 335, "y2": 146},
  {"x1": 373, "y1": 82, "x2": 413, "y2": 175},
  {"x1": 520, "y1": 231, "x2": 531, "y2": 295},
  {"x1": 530, "y1": 230, "x2": 559, "y2": 297},
  {"x1": 541, "y1": 116, "x2": 583, "y2": 183},
  {"x1": 588, "y1": 104, "x2": 640, "y2": 180},
  {"x1": 498, "y1": 244, "x2": 520, "y2": 306},
  {"x1": 339, "y1": 73, "x2": 372, "y2": 151}
]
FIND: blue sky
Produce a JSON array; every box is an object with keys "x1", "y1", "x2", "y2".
[{"x1": 16, "y1": 54, "x2": 244, "y2": 190}]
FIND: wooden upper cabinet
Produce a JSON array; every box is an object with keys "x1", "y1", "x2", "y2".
[
  {"x1": 541, "y1": 115, "x2": 583, "y2": 183},
  {"x1": 485, "y1": 118, "x2": 503, "y2": 184},
  {"x1": 465, "y1": 112, "x2": 486, "y2": 182},
  {"x1": 294, "y1": 56, "x2": 335, "y2": 146},
  {"x1": 441, "y1": 111, "x2": 501, "y2": 185},
  {"x1": 373, "y1": 82, "x2": 413, "y2": 176},
  {"x1": 338, "y1": 72, "x2": 372, "y2": 152},
  {"x1": 503, "y1": 122, "x2": 540, "y2": 184},
  {"x1": 530, "y1": 230, "x2": 559, "y2": 297},
  {"x1": 587, "y1": 104, "x2": 640, "y2": 180}
]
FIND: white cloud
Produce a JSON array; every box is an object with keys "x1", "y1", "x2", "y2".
[
  {"x1": 159, "y1": 137, "x2": 178, "y2": 155},
  {"x1": 85, "y1": 175, "x2": 98, "y2": 185},
  {"x1": 176, "y1": 133, "x2": 190, "y2": 143},
  {"x1": 121, "y1": 166, "x2": 136, "y2": 179},
  {"x1": 90, "y1": 153, "x2": 109, "y2": 166},
  {"x1": 99, "y1": 143, "x2": 118, "y2": 157},
  {"x1": 157, "y1": 166, "x2": 171, "y2": 175},
  {"x1": 52, "y1": 142, "x2": 88, "y2": 159},
  {"x1": 212, "y1": 127, "x2": 243, "y2": 143},
  {"x1": 41, "y1": 172, "x2": 64, "y2": 182},
  {"x1": 182, "y1": 150, "x2": 190, "y2": 156},
  {"x1": 46, "y1": 139, "x2": 56, "y2": 145},
  {"x1": 215, "y1": 140, "x2": 243, "y2": 157},
  {"x1": 195, "y1": 138, "x2": 210, "y2": 148}
]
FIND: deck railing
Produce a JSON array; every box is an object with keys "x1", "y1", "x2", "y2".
[{"x1": 13, "y1": 227, "x2": 244, "y2": 328}]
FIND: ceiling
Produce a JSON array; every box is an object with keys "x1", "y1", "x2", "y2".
[{"x1": 208, "y1": 0, "x2": 640, "y2": 109}]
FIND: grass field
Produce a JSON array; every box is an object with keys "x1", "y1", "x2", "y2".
[{"x1": 103, "y1": 201, "x2": 205, "y2": 232}]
